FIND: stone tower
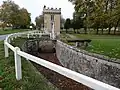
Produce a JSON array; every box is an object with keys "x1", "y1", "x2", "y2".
[{"x1": 43, "y1": 6, "x2": 61, "y2": 39}]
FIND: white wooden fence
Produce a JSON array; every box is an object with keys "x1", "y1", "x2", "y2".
[{"x1": 4, "y1": 30, "x2": 120, "y2": 90}]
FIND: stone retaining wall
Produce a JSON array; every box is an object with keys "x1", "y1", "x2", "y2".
[{"x1": 56, "y1": 40, "x2": 120, "y2": 88}]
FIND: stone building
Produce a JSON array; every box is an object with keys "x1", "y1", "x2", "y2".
[{"x1": 43, "y1": 6, "x2": 61, "y2": 39}]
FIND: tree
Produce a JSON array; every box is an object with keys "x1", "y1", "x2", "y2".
[
  {"x1": 0, "y1": 0, "x2": 19, "y2": 29},
  {"x1": 0, "y1": 0, "x2": 31, "y2": 29},
  {"x1": 64, "y1": 18, "x2": 71, "y2": 33},
  {"x1": 71, "y1": 12, "x2": 83, "y2": 33},
  {"x1": 112, "y1": 0, "x2": 120, "y2": 34},
  {"x1": 18, "y1": 8, "x2": 31, "y2": 28},
  {"x1": 69, "y1": 0, "x2": 95, "y2": 34},
  {"x1": 71, "y1": 19, "x2": 76, "y2": 33},
  {"x1": 35, "y1": 15, "x2": 44, "y2": 30},
  {"x1": 69, "y1": 0, "x2": 120, "y2": 35},
  {"x1": 30, "y1": 23, "x2": 36, "y2": 29},
  {"x1": 60, "y1": 16, "x2": 65, "y2": 29}
]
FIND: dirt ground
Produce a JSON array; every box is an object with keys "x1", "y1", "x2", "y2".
[{"x1": 32, "y1": 53, "x2": 91, "y2": 90}]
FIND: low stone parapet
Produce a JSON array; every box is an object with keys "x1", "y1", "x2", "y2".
[{"x1": 56, "y1": 40, "x2": 120, "y2": 88}]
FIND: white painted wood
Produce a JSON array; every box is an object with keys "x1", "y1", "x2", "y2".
[
  {"x1": 8, "y1": 38, "x2": 11, "y2": 43},
  {"x1": 27, "y1": 34, "x2": 30, "y2": 38},
  {"x1": 18, "y1": 50, "x2": 120, "y2": 90},
  {"x1": 11, "y1": 37, "x2": 13, "y2": 41},
  {"x1": 14, "y1": 47, "x2": 22, "y2": 80},
  {"x1": 5, "y1": 42, "x2": 15, "y2": 51},
  {"x1": 15, "y1": 36, "x2": 17, "y2": 39},
  {"x1": 75, "y1": 42, "x2": 78, "y2": 47},
  {"x1": 4, "y1": 41, "x2": 9, "y2": 57},
  {"x1": 4, "y1": 31, "x2": 120, "y2": 90}
]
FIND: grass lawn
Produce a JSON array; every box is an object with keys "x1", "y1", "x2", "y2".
[
  {"x1": 61, "y1": 33, "x2": 120, "y2": 59},
  {"x1": 0, "y1": 29, "x2": 30, "y2": 35},
  {"x1": 74, "y1": 34, "x2": 120, "y2": 59},
  {"x1": 0, "y1": 38, "x2": 57, "y2": 90}
]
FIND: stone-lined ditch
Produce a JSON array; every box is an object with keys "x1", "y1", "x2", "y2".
[
  {"x1": 24, "y1": 39, "x2": 91, "y2": 90},
  {"x1": 24, "y1": 38, "x2": 120, "y2": 89},
  {"x1": 56, "y1": 40, "x2": 120, "y2": 88}
]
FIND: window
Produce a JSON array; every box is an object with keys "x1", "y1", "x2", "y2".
[{"x1": 51, "y1": 15, "x2": 54, "y2": 21}]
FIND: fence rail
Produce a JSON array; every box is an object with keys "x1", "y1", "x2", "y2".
[{"x1": 4, "y1": 30, "x2": 120, "y2": 90}]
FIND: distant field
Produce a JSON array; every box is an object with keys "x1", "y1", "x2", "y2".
[{"x1": 0, "y1": 29, "x2": 30, "y2": 35}]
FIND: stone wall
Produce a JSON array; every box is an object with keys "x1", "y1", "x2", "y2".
[
  {"x1": 56, "y1": 40, "x2": 120, "y2": 88},
  {"x1": 38, "y1": 40, "x2": 56, "y2": 53}
]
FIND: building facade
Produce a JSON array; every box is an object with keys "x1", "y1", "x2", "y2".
[{"x1": 43, "y1": 6, "x2": 61, "y2": 37}]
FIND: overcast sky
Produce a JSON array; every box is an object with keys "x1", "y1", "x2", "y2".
[{"x1": 0, "y1": 0, "x2": 74, "y2": 23}]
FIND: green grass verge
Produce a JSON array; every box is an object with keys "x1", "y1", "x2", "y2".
[
  {"x1": 86, "y1": 39, "x2": 120, "y2": 59},
  {"x1": 75, "y1": 34, "x2": 120, "y2": 59},
  {"x1": 0, "y1": 38, "x2": 57, "y2": 90},
  {"x1": 0, "y1": 29, "x2": 30, "y2": 35},
  {"x1": 74, "y1": 34, "x2": 120, "y2": 39},
  {"x1": 61, "y1": 33, "x2": 120, "y2": 59}
]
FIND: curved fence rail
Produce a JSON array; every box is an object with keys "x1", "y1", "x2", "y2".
[{"x1": 4, "y1": 30, "x2": 120, "y2": 90}]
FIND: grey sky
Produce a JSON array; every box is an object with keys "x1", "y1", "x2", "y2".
[{"x1": 0, "y1": 0, "x2": 74, "y2": 23}]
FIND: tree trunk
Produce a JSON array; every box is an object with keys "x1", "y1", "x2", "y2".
[
  {"x1": 74, "y1": 29, "x2": 76, "y2": 33},
  {"x1": 96, "y1": 28, "x2": 99, "y2": 34},
  {"x1": 108, "y1": 24, "x2": 111, "y2": 34},
  {"x1": 2, "y1": 27, "x2": 4, "y2": 30},
  {"x1": 77, "y1": 29, "x2": 79, "y2": 34},
  {"x1": 108, "y1": 28, "x2": 111, "y2": 34},
  {"x1": 93, "y1": 28, "x2": 95, "y2": 34},
  {"x1": 114, "y1": 27, "x2": 117, "y2": 35},
  {"x1": 108, "y1": 27, "x2": 111, "y2": 34},
  {"x1": 105, "y1": 0, "x2": 109, "y2": 12},
  {"x1": 101, "y1": 27, "x2": 104, "y2": 35},
  {"x1": 84, "y1": 27, "x2": 87, "y2": 34},
  {"x1": 114, "y1": 19, "x2": 120, "y2": 35},
  {"x1": 2, "y1": 23, "x2": 5, "y2": 30},
  {"x1": 66, "y1": 29, "x2": 67, "y2": 33}
]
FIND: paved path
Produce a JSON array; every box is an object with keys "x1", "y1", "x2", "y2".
[{"x1": 0, "y1": 34, "x2": 8, "y2": 40}]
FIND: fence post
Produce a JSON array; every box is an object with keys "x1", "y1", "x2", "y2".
[
  {"x1": 15, "y1": 36, "x2": 17, "y2": 39},
  {"x1": 14, "y1": 47, "x2": 22, "y2": 80},
  {"x1": 27, "y1": 34, "x2": 30, "y2": 38},
  {"x1": 8, "y1": 38, "x2": 11, "y2": 43},
  {"x1": 11, "y1": 37, "x2": 13, "y2": 41},
  {"x1": 4, "y1": 40, "x2": 9, "y2": 57}
]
